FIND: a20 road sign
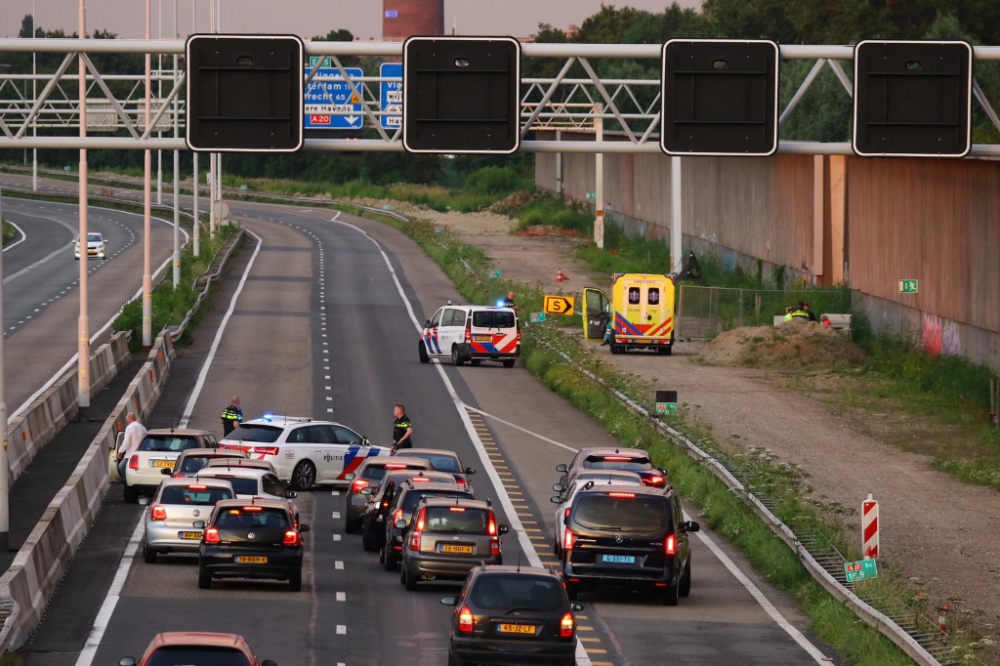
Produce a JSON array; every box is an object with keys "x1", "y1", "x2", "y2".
[
  {"x1": 543, "y1": 295, "x2": 575, "y2": 316},
  {"x1": 304, "y1": 60, "x2": 363, "y2": 130}
]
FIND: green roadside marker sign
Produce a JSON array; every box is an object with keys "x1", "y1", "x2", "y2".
[
  {"x1": 435, "y1": 226, "x2": 445, "y2": 234},
  {"x1": 655, "y1": 402, "x2": 677, "y2": 415},
  {"x1": 64, "y1": 166, "x2": 72, "y2": 172},
  {"x1": 898, "y1": 279, "x2": 918, "y2": 294},
  {"x1": 530, "y1": 312, "x2": 546, "y2": 323},
  {"x1": 844, "y1": 558, "x2": 878, "y2": 583},
  {"x1": 587, "y1": 191, "x2": 596, "y2": 200},
  {"x1": 308, "y1": 56, "x2": 333, "y2": 68},
  {"x1": 489, "y1": 269, "x2": 503, "y2": 279},
  {"x1": 240, "y1": 184, "x2": 248, "y2": 191}
]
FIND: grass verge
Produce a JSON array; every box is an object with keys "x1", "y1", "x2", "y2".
[
  {"x1": 2, "y1": 221, "x2": 16, "y2": 245},
  {"x1": 348, "y1": 209, "x2": 929, "y2": 666}
]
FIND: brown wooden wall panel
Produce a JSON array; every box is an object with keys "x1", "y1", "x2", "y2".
[{"x1": 847, "y1": 158, "x2": 1000, "y2": 333}]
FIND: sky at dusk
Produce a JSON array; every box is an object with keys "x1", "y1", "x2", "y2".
[{"x1": 2, "y1": 0, "x2": 702, "y2": 41}]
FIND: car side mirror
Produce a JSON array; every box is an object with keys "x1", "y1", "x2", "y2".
[
  {"x1": 119, "y1": 658, "x2": 137, "y2": 666},
  {"x1": 555, "y1": 464, "x2": 567, "y2": 473},
  {"x1": 465, "y1": 467, "x2": 476, "y2": 475},
  {"x1": 498, "y1": 524, "x2": 509, "y2": 534},
  {"x1": 425, "y1": 320, "x2": 433, "y2": 328},
  {"x1": 361, "y1": 488, "x2": 373, "y2": 496},
  {"x1": 287, "y1": 491, "x2": 298, "y2": 499},
  {"x1": 660, "y1": 468, "x2": 668, "y2": 476},
  {"x1": 261, "y1": 660, "x2": 278, "y2": 666},
  {"x1": 161, "y1": 468, "x2": 172, "y2": 476},
  {"x1": 570, "y1": 602, "x2": 584, "y2": 612},
  {"x1": 300, "y1": 524, "x2": 311, "y2": 533},
  {"x1": 193, "y1": 521, "x2": 205, "y2": 529},
  {"x1": 363, "y1": 437, "x2": 371, "y2": 447},
  {"x1": 344, "y1": 473, "x2": 356, "y2": 481},
  {"x1": 552, "y1": 483, "x2": 564, "y2": 493},
  {"x1": 281, "y1": 479, "x2": 291, "y2": 488},
  {"x1": 440, "y1": 596, "x2": 458, "y2": 606},
  {"x1": 682, "y1": 521, "x2": 700, "y2": 533},
  {"x1": 395, "y1": 519, "x2": 408, "y2": 530},
  {"x1": 550, "y1": 496, "x2": 562, "y2": 504}
]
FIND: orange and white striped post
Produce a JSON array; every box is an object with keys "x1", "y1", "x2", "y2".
[{"x1": 862, "y1": 493, "x2": 879, "y2": 558}]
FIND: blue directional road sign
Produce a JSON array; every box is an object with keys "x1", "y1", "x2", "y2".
[
  {"x1": 379, "y1": 62, "x2": 403, "y2": 130},
  {"x1": 304, "y1": 58, "x2": 363, "y2": 130}
]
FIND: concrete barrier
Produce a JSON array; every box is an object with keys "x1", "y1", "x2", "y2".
[
  {"x1": 0, "y1": 331, "x2": 174, "y2": 653},
  {"x1": 6, "y1": 331, "x2": 132, "y2": 484}
]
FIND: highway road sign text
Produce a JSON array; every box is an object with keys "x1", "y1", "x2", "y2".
[
  {"x1": 844, "y1": 559, "x2": 878, "y2": 583},
  {"x1": 380, "y1": 62, "x2": 403, "y2": 130},
  {"x1": 304, "y1": 66, "x2": 363, "y2": 130},
  {"x1": 543, "y1": 295, "x2": 575, "y2": 316}
]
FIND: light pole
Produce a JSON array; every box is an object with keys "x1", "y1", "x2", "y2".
[
  {"x1": 31, "y1": 0, "x2": 37, "y2": 191},
  {"x1": 77, "y1": 0, "x2": 91, "y2": 419},
  {"x1": 142, "y1": 0, "x2": 153, "y2": 348},
  {"x1": 172, "y1": 0, "x2": 180, "y2": 287},
  {"x1": 208, "y1": 0, "x2": 216, "y2": 239},
  {"x1": 190, "y1": 0, "x2": 199, "y2": 257},
  {"x1": 157, "y1": 0, "x2": 163, "y2": 206},
  {"x1": 0, "y1": 186, "x2": 9, "y2": 552}
]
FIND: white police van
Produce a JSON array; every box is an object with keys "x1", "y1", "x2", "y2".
[{"x1": 418, "y1": 304, "x2": 519, "y2": 367}]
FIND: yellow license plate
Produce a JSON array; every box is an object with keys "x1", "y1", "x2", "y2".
[
  {"x1": 441, "y1": 544, "x2": 474, "y2": 554},
  {"x1": 499, "y1": 624, "x2": 536, "y2": 634},
  {"x1": 181, "y1": 532, "x2": 201, "y2": 540},
  {"x1": 636, "y1": 338, "x2": 651, "y2": 344},
  {"x1": 235, "y1": 555, "x2": 268, "y2": 564},
  {"x1": 474, "y1": 335, "x2": 492, "y2": 342},
  {"x1": 153, "y1": 460, "x2": 175, "y2": 468}
]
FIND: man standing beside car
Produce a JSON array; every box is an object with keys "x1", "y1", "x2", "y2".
[
  {"x1": 117, "y1": 413, "x2": 147, "y2": 497},
  {"x1": 391, "y1": 404, "x2": 413, "y2": 453}
]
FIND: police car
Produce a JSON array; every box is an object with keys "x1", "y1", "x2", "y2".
[
  {"x1": 219, "y1": 415, "x2": 390, "y2": 491},
  {"x1": 418, "y1": 304, "x2": 520, "y2": 367}
]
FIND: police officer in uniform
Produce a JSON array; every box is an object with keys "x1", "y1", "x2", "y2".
[
  {"x1": 221, "y1": 396, "x2": 243, "y2": 436},
  {"x1": 391, "y1": 404, "x2": 413, "y2": 453}
]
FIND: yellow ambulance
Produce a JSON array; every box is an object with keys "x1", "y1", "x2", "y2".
[{"x1": 583, "y1": 273, "x2": 677, "y2": 355}]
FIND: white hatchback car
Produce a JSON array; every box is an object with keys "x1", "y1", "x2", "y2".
[
  {"x1": 219, "y1": 416, "x2": 389, "y2": 490},
  {"x1": 550, "y1": 470, "x2": 644, "y2": 555},
  {"x1": 143, "y1": 477, "x2": 235, "y2": 563},
  {"x1": 117, "y1": 429, "x2": 219, "y2": 503},
  {"x1": 74, "y1": 232, "x2": 107, "y2": 260},
  {"x1": 418, "y1": 304, "x2": 519, "y2": 367},
  {"x1": 195, "y1": 466, "x2": 300, "y2": 524}
]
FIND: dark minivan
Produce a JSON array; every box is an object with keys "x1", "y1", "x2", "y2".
[{"x1": 560, "y1": 484, "x2": 699, "y2": 605}]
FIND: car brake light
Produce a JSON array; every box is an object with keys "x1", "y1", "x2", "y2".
[
  {"x1": 560, "y1": 611, "x2": 575, "y2": 638},
  {"x1": 409, "y1": 531, "x2": 422, "y2": 551},
  {"x1": 488, "y1": 515, "x2": 497, "y2": 535},
  {"x1": 563, "y1": 530, "x2": 576, "y2": 551},
  {"x1": 564, "y1": 507, "x2": 571, "y2": 521},
  {"x1": 411, "y1": 477, "x2": 430, "y2": 482},
  {"x1": 601, "y1": 456, "x2": 632, "y2": 461},
  {"x1": 458, "y1": 606, "x2": 474, "y2": 633},
  {"x1": 204, "y1": 527, "x2": 220, "y2": 544},
  {"x1": 253, "y1": 446, "x2": 279, "y2": 455},
  {"x1": 150, "y1": 505, "x2": 167, "y2": 521},
  {"x1": 175, "y1": 473, "x2": 185, "y2": 478},
  {"x1": 665, "y1": 534, "x2": 676, "y2": 556},
  {"x1": 385, "y1": 463, "x2": 407, "y2": 469},
  {"x1": 645, "y1": 475, "x2": 665, "y2": 487},
  {"x1": 283, "y1": 530, "x2": 300, "y2": 546},
  {"x1": 415, "y1": 507, "x2": 426, "y2": 532},
  {"x1": 351, "y1": 479, "x2": 370, "y2": 493},
  {"x1": 410, "y1": 507, "x2": 426, "y2": 551},
  {"x1": 464, "y1": 326, "x2": 472, "y2": 344},
  {"x1": 456, "y1": 478, "x2": 466, "y2": 487},
  {"x1": 128, "y1": 455, "x2": 139, "y2": 470},
  {"x1": 243, "y1": 506, "x2": 263, "y2": 512},
  {"x1": 187, "y1": 485, "x2": 207, "y2": 490},
  {"x1": 393, "y1": 509, "x2": 403, "y2": 524},
  {"x1": 449, "y1": 507, "x2": 466, "y2": 512},
  {"x1": 608, "y1": 492, "x2": 636, "y2": 498}
]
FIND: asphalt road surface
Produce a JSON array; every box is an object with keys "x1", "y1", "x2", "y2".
[{"x1": 12, "y1": 187, "x2": 838, "y2": 666}]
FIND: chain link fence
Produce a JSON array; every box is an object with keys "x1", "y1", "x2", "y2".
[{"x1": 676, "y1": 285, "x2": 852, "y2": 340}]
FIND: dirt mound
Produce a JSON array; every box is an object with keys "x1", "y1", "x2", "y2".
[
  {"x1": 700, "y1": 319, "x2": 867, "y2": 369},
  {"x1": 488, "y1": 190, "x2": 538, "y2": 215}
]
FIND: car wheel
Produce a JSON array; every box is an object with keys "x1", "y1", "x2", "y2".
[
  {"x1": 123, "y1": 484, "x2": 138, "y2": 504},
  {"x1": 451, "y1": 346, "x2": 465, "y2": 366},
  {"x1": 379, "y1": 543, "x2": 386, "y2": 564},
  {"x1": 502, "y1": 359, "x2": 515, "y2": 368},
  {"x1": 291, "y1": 460, "x2": 316, "y2": 491},
  {"x1": 288, "y1": 570, "x2": 303, "y2": 592},
  {"x1": 418, "y1": 341, "x2": 429, "y2": 364},
  {"x1": 198, "y1": 567, "x2": 212, "y2": 590},
  {"x1": 403, "y1": 566, "x2": 417, "y2": 591},
  {"x1": 447, "y1": 648, "x2": 463, "y2": 666},
  {"x1": 470, "y1": 359, "x2": 481, "y2": 367},
  {"x1": 679, "y1": 558, "x2": 691, "y2": 597},
  {"x1": 384, "y1": 547, "x2": 397, "y2": 571},
  {"x1": 142, "y1": 540, "x2": 157, "y2": 564},
  {"x1": 663, "y1": 583, "x2": 680, "y2": 606}
]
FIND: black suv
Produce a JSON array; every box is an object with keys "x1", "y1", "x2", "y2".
[
  {"x1": 198, "y1": 498, "x2": 311, "y2": 592},
  {"x1": 441, "y1": 565, "x2": 583, "y2": 666},
  {"x1": 361, "y1": 470, "x2": 458, "y2": 553},
  {"x1": 560, "y1": 484, "x2": 699, "y2": 605},
  {"x1": 381, "y1": 479, "x2": 474, "y2": 571}
]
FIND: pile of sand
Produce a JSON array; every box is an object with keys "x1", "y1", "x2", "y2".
[
  {"x1": 699, "y1": 319, "x2": 867, "y2": 370},
  {"x1": 488, "y1": 190, "x2": 538, "y2": 215},
  {"x1": 347, "y1": 197, "x2": 516, "y2": 236}
]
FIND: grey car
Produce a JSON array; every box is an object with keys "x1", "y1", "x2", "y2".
[
  {"x1": 394, "y1": 448, "x2": 477, "y2": 492},
  {"x1": 399, "y1": 497, "x2": 509, "y2": 591},
  {"x1": 143, "y1": 477, "x2": 235, "y2": 563},
  {"x1": 343, "y1": 457, "x2": 432, "y2": 533}
]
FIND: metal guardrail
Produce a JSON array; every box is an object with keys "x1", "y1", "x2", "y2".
[{"x1": 169, "y1": 228, "x2": 243, "y2": 342}]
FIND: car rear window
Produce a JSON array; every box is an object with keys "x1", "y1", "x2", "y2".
[
  {"x1": 215, "y1": 507, "x2": 289, "y2": 529},
  {"x1": 207, "y1": 477, "x2": 259, "y2": 496},
  {"x1": 582, "y1": 456, "x2": 653, "y2": 473},
  {"x1": 179, "y1": 456, "x2": 212, "y2": 474},
  {"x1": 147, "y1": 647, "x2": 252, "y2": 666},
  {"x1": 362, "y1": 465, "x2": 388, "y2": 481},
  {"x1": 470, "y1": 574, "x2": 564, "y2": 611},
  {"x1": 403, "y1": 491, "x2": 471, "y2": 513},
  {"x1": 139, "y1": 436, "x2": 201, "y2": 452},
  {"x1": 408, "y1": 454, "x2": 461, "y2": 473},
  {"x1": 573, "y1": 494, "x2": 670, "y2": 532},
  {"x1": 225, "y1": 424, "x2": 282, "y2": 443},
  {"x1": 160, "y1": 486, "x2": 233, "y2": 505},
  {"x1": 424, "y1": 506, "x2": 489, "y2": 534},
  {"x1": 472, "y1": 311, "x2": 515, "y2": 329}
]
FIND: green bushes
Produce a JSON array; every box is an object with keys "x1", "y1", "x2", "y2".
[
  {"x1": 464, "y1": 166, "x2": 529, "y2": 195},
  {"x1": 515, "y1": 197, "x2": 593, "y2": 233},
  {"x1": 2, "y1": 221, "x2": 15, "y2": 245}
]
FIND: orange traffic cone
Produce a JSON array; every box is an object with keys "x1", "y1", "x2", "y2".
[
  {"x1": 938, "y1": 603, "x2": 950, "y2": 632},
  {"x1": 556, "y1": 267, "x2": 566, "y2": 283}
]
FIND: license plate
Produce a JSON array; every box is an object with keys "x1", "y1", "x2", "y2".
[
  {"x1": 440, "y1": 544, "x2": 474, "y2": 554},
  {"x1": 152, "y1": 460, "x2": 175, "y2": 468},
  {"x1": 180, "y1": 532, "x2": 201, "y2": 540},
  {"x1": 235, "y1": 555, "x2": 268, "y2": 564},
  {"x1": 474, "y1": 335, "x2": 492, "y2": 342},
  {"x1": 636, "y1": 338, "x2": 651, "y2": 344},
  {"x1": 498, "y1": 624, "x2": 536, "y2": 635},
  {"x1": 602, "y1": 554, "x2": 636, "y2": 564}
]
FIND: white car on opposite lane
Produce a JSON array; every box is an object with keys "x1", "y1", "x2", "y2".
[{"x1": 74, "y1": 232, "x2": 107, "y2": 260}]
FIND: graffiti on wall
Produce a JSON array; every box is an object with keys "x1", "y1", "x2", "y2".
[{"x1": 922, "y1": 313, "x2": 962, "y2": 357}]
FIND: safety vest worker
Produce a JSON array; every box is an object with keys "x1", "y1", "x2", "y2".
[
  {"x1": 790, "y1": 309, "x2": 810, "y2": 320},
  {"x1": 221, "y1": 396, "x2": 243, "y2": 436}
]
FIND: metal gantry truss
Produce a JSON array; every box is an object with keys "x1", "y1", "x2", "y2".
[{"x1": 0, "y1": 38, "x2": 999, "y2": 155}]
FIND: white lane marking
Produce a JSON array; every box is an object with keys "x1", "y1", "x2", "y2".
[
  {"x1": 465, "y1": 408, "x2": 831, "y2": 664},
  {"x1": 336, "y1": 591, "x2": 346, "y2": 601},
  {"x1": 73, "y1": 515, "x2": 145, "y2": 666},
  {"x1": 332, "y1": 511, "x2": 341, "y2": 519},
  {"x1": 328, "y1": 217, "x2": 592, "y2": 666},
  {"x1": 177, "y1": 230, "x2": 263, "y2": 428},
  {"x1": 335, "y1": 560, "x2": 344, "y2": 570},
  {"x1": 333, "y1": 534, "x2": 342, "y2": 541},
  {"x1": 3, "y1": 242, "x2": 75, "y2": 284},
  {"x1": 336, "y1": 625, "x2": 346, "y2": 635},
  {"x1": 3, "y1": 220, "x2": 27, "y2": 252}
]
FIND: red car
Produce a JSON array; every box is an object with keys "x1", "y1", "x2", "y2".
[{"x1": 119, "y1": 632, "x2": 277, "y2": 666}]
